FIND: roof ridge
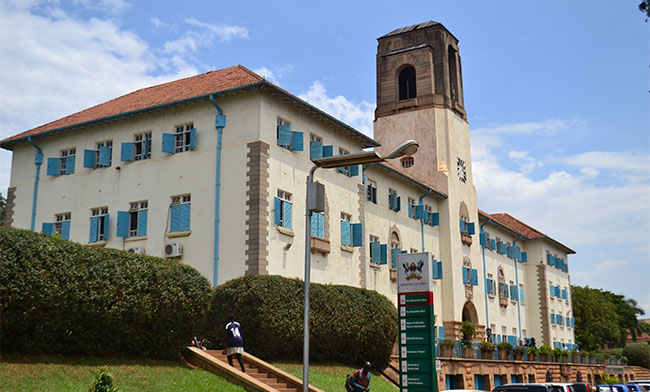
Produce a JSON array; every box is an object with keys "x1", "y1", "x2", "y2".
[
  {"x1": 492, "y1": 212, "x2": 547, "y2": 237},
  {"x1": 235, "y1": 64, "x2": 265, "y2": 82}
]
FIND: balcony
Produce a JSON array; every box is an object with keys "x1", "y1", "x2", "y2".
[
  {"x1": 310, "y1": 237, "x2": 330, "y2": 255},
  {"x1": 461, "y1": 233, "x2": 473, "y2": 246}
]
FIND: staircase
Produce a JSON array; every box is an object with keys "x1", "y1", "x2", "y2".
[
  {"x1": 377, "y1": 355, "x2": 400, "y2": 387},
  {"x1": 183, "y1": 347, "x2": 325, "y2": 392}
]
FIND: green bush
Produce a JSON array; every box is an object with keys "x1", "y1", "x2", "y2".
[
  {"x1": 623, "y1": 344, "x2": 650, "y2": 369},
  {"x1": 0, "y1": 227, "x2": 212, "y2": 359},
  {"x1": 206, "y1": 275, "x2": 397, "y2": 368}
]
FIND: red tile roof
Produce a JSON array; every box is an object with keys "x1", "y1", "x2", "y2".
[
  {"x1": 0, "y1": 65, "x2": 265, "y2": 147},
  {"x1": 489, "y1": 212, "x2": 547, "y2": 239}
]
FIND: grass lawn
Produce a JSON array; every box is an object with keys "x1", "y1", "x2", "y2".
[
  {"x1": 273, "y1": 362, "x2": 398, "y2": 392},
  {"x1": 0, "y1": 353, "x2": 246, "y2": 392}
]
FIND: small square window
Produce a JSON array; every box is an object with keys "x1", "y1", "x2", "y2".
[{"x1": 175, "y1": 123, "x2": 194, "y2": 153}]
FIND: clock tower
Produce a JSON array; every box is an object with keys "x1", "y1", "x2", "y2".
[{"x1": 374, "y1": 21, "x2": 484, "y2": 339}]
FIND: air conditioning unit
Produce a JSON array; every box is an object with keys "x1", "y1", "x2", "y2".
[
  {"x1": 127, "y1": 247, "x2": 146, "y2": 255},
  {"x1": 164, "y1": 243, "x2": 183, "y2": 258}
]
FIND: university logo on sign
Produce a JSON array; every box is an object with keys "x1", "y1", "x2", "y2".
[{"x1": 397, "y1": 253, "x2": 433, "y2": 293}]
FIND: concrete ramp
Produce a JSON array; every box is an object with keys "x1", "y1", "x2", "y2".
[{"x1": 183, "y1": 347, "x2": 326, "y2": 392}]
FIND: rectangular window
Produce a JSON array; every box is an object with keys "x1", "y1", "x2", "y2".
[
  {"x1": 407, "y1": 197, "x2": 417, "y2": 219},
  {"x1": 59, "y1": 148, "x2": 76, "y2": 175},
  {"x1": 311, "y1": 212, "x2": 325, "y2": 239},
  {"x1": 388, "y1": 188, "x2": 400, "y2": 212},
  {"x1": 169, "y1": 194, "x2": 191, "y2": 233},
  {"x1": 95, "y1": 140, "x2": 113, "y2": 168},
  {"x1": 340, "y1": 212, "x2": 351, "y2": 246},
  {"x1": 55, "y1": 213, "x2": 71, "y2": 239},
  {"x1": 274, "y1": 190, "x2": 292, "y2": 229},
  {"x1": 309, "y1": 133, "x2": 323, "y2": 159},
  {"x1": 277, "y1": 117, "x2": 291, "y2": 149},
  {"x1": 90, "y1": 207, "x2": 109, "y2": 242},
  {"x1": 366, "y1": 179, "x2": 377, "y2": 204},
  {"x1": 129, "y1": 201, "x2": 148, "y2": 237},
  {"x1": 369, "y1": 235, "x2": 381, "y2": 264},
  {"x1": 338, "y1": 148, "x2": 351, "y2": 176},
  {"x1": 175, "y1": 123, "x2": 194, "y2": 153},
  {"x1": 134, "y1": 132, "x2": 152, "y2": 161}
]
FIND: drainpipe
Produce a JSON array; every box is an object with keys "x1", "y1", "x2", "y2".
[
  {"x1": 513, "y1": 235, "x2": 523, "y2": 343},
  {"x1": 418, "y1": 189, "x2": 432, "y2": 251},
  {"x1": 209, "y1": 95, "x2": 226, "y2": 288},
  {"x1": 480, "y1": 218, "x2": 492, "y2": 329},
  {"x1": 26, "y1": 136, "x2": 43, "y2": 232}
]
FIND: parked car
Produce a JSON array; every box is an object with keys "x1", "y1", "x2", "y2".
[
  {"x1": 629, "y1": 382, "x2": 650, "y2": 392},
  {"x1": 626, "y1": 385, "x2": 644, "y2": 392},
  {"x1": 493, "y1": 384, "x2": 564, "y2": 392},
  {"x1": 596, "y1": 385, "x2": 631, "y2": 392},
  {"x1": 545, "y1": 382, "x2": 592, "y2": 392}
]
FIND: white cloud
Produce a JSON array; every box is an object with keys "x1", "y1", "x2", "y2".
[
  {"x1": 561, "y1": 151, "x2": 650, "y2": 177},
  {"x1": 298, "y1": 81, "x2": 375, "y2": 137},
  {"x1": 473, "y1": 119, "x2": 585, "y2": 136},
  {"x1": 252, "y1": 66, "x2": 277, "y2": 83},
  {"x1": 571, "y1": 259, "x2": 630, "y2": 280},
  {"x1": 73, "y1": 0, "x2": 130, "y2": 14},
  {"x1": 150, "y1": 17, "x2": 168, "y2": 29},
  {"x1": 184, "y1": 17, "x2": 248, "y2": 42}
]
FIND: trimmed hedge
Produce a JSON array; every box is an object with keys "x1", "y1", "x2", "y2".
[
  {"x1": 623, "y1": 343, "x2": 650, "y2": 369},
  {"x1": 0, "y1": 227, "x2": 211, "y2": 359},
  {"x1": 206, "y1": 275, "x2": 398, "y2": 368}
]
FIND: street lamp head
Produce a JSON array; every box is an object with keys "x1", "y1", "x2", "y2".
[{"x1": 386, "y1": 139, "x2": 419, "y2": 160}]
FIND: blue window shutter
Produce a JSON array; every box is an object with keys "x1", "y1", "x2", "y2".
[
  {"x1": 317, "y1": 213, "x2": 324, "y2": 238},
  {"x1": 322, "y1": 145, "x2": 333, "y2": 157},
  {"x1": 391, "y1": 248, "x2": 402, "y2": 269},
  {"x1": 520, "y1": 288, "x2": 525, "y2": 304},
  {"x1": 349, "y1": 164, "x2": 359, "y2": 177},
  {"x1": 486, "y1": 278, "x2": 491, "y2": 294},
  {"x1": 572, "y1": 318, "x2": 575, "y2": 328},
  {"x1": 338, "y1": 166, "x2": 345, "y2": 174},
  {"x1": 415, "y1": 205, "x2": 424, "y2": 219},
  {"x1": 352, "y1": 223, "x2": 362, "y2": 247},
  {"x1": 430, "y1": 212, "x2": 439, "y2": 226},
  {"x1": 98, "y1": 146, "x2": 111, "y2": 167},
  {"x1": 370, "y1": 242, "x2": 381, "y2": 264},
  {"x1": 472, "y1": 269, "x2": 478, "y2": 286},
  {"x1": 121, "y1": 142, "x2": 134, "y2": 161},
  {"x1": 83, "y1": 149, "x2": 96, "y2": 168},
  {"x1": 274, "y1": 198, "x2": 282, "y2": 226},
  {"x1": 522, "y1": 252, "x2": 528, "y2": 262},
  {"x1": 510, "y1": 285, "x2": 517, "y2": 301},
  {"x1": 137, "y1": 210, "x2": 147, "y2": 237},
  {"x1": 282, "y1": 201, "x2": 291, "y2": 229},
  {"x1": 116, "y1": 211, "x2": 130, "y2": 237},
  {"x1": 311, "y1": 213, "x2": 319, "y2": 237},
  {"x1": 550, "y1": 313, "x2": 555, "y2": 324},
  {"x1": 389, "y1": 193, "x2": 396, "y2": 210},
  {"x1": 432, "y1": 259, "x2": 439, "y2": 279},
  {"x1": 310, "y1": 141, "x2": 323, "y2": 159},
  {"x1": 437, "y1": 261, "x2": 443, "y2": 279},
  {"x1": 396, "y1": 196, "x2": 401, "y2": 212},
  {"x1": 103, "y1": 214, "x2": 110, "y2": 240},
  {"x1": 144, "y1": 138, "x2": 151, "y2": 157},
  {"x1": 504, "y1": 285, "x2": 509, "y2": 298},
  {"x1": 547, "y1": 254, "x2": 552, "y2": 265},
  {"x1": 47, "y1": 158, "x2": 59, "y2": 176},
  {"x1": 178, "y1": 203, "x2": 191, "y2": 231},
  {"x1": 439, "y1": 326, "x2": 445, "y2": 340},
  {"x1": 490, "y1": 239, "x2": 496, "y2": 250},
  {"x1": 460, "y1": 219, "x2": 466, "y2": 233},
  {"x1": 61, "y1": 221, "x2": 70, "y2": 240},
  {"x1": 290, "y1": 131, "x2": 303, "y2": 151},
  {"x1": 380, "y1": 244, "x2": 388, "y2": 265},
  {"x1": 42, "y1": 222, "x2": 54, "y2": 235},
  {"x1": 462, "y1": 267, "x2": 468, "y2": 284},
  {"x1": 407, "y1": 203, "x2": 413, "y2": 219},
  {"x1": 479, "y1": 232, "x2": 487, "y2": 247},
  {"x1": 65, "y1": 155, "x2": 75, "y2": 174},
  {"x1": 467, "y1": 222, "x2": 475, "y2": 235},
  {"x1": 277, "y1": 124, "x2": 291, "y2": 146},
  {"x1": 340, "y1": 221, "x2": 351, "y2": 246},
  {"x1": 189, "y1": 128, "x2": 197, "y2": 150},
  {"x1": 170, "y1": 205, "x2": 181, "y2": 232},
  {"x1": 162, "y1": 133, "x2": 175, "y2": 153},
  {"x1": 89, "y1": 217, "x2": 99, "y2": 243}
]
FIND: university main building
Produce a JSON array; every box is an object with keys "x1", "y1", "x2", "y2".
[{"x1": 1, "y1": 22, "x2": 575, "y2": 350}]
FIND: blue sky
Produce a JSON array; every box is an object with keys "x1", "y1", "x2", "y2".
[{"x1": 1, "y1": 1, "x2": 648, "y2": 312}]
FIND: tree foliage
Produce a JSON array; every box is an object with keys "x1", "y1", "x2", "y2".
[
  {"x1": 0, "y1": 192, "x2": 5, "y2": 226},
  {"x1": 622, "y1": 344, "x2": 650, "y2": 369},
  {"x1": 572, "y1": 285, "x2": 646, "y2": 351}
]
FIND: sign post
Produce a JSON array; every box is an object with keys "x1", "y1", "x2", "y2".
[{"x1": 397, "y1": 252, "x2": 437, "y2": 392}]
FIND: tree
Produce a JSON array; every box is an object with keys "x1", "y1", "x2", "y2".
[
  {"x1": 641, "y1": 1, "x2": 650, "y2": 21},
  {"x1": 602, "y1": 291, "x2": 645, "y2": 346},
  {"x1": 0, "y1": 192, "x2": 5, "y2": 226},
  {"x1": 571, "y1": 285, "x2": 620, "y2": 351}
]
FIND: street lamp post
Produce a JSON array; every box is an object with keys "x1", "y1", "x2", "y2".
[{"x1": 302, "y1": 140, "x2": 419, "y2": 392}]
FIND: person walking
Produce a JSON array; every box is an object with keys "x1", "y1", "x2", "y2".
[
  {"x1": 350, "y1": 362, "x2": 372, "y2": 392},
  {"x1": 224, "y1": 315, "x2": 246, "y2": 373}
]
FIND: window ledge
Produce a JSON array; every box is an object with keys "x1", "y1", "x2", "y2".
[
  {"x1": 340, "y1": 245, "x2": 354, "y2": 253},
  {"x1": 488, "y1": 294, "x2": 496, "y2": 299},
  {"x1": 369, "y1": 263, "x2": 381, "y2": 270},
  {"x1": 311, "y1": 237, "x2": 330, "y2": 254},
  {"x1": 276, "y1": 226, "x2": 295, "y2": 237},
  {"x1": 126, "y1": 236, "x2": 148, "y2": 242},
  {"x1": 168, "y1": 230, "x2": 191, "y2": 238},
  {"x1": 87, "y1": 241, "x2": 107, "y2": 248}
]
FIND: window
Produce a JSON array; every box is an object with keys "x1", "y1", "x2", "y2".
[
  {"x1": 448, "y1": 46, "x2": 459, "y2": 101},
  {"x1": 407, "y1": 197, "x2": 417, "y2": 219},
  {"x1": 175, "y1": 123, "x2": 194, "y2": 153},
  {"x1": 96, "y1": 141, "x2": 113, "y2": 167},
  {"x1": 169, "y1": 194, "x2": 191, "y2": 233},
  {"x1": 520, "y1": 284, "x2": 525, "y2": 305},
  {"x1": 59, "y1": 148, "x2": 76, "y2": 175},
  {"x1": 388, "y1": 188, "x2": 400, "y2": 212},
  {"x1": 277, "y1": 117, "x2": 291, "y2": 149},
  {"x1": 369, "y1": 234, "x2": 383, "y2": 265},
  {"x1": 311, "y1": 211, "x2": 324, "y2": 239},
  {"x1": 410, "y1": 248, "x2": 418, "y2": 254},
  {"x1": 366, "y1": 179, "x2": 377, "y2": 204},
  {"x1": 401, "y1": 156, "x2": 414, "y2": 168},
  {"x1": 55, "y1": 213, "x2": 71, "y2": 239},
  {"x1": 129, "y1": 201, "x2": 148, "y2": 237},
  {"x1": 309, "y1": 133, "x2": 324, "y2": 159},
  {"x1": 462, "y1": 260, "x2": 478, "y2": 286},
  {"x1": 134, "y1": 132, "x2": 152, "y2": 161},
  {"x1": 340, "y1": 212, "x2": 352, "y2": 246},
  {"x1": 338, "y1": 148, "x2": 351, "y2": 176},
  {"x1": 390, "y1": 231, "x2": 402, "y2": 269},
  {"x1": 274, "y1": 190, "x2": 292, "y2": 230},
  {"x1": 398, "y1": 65, "x2": 416, "y2": 100},
  {"x1": 89, "y1": 207, "x2": 109, "y2": 243}
]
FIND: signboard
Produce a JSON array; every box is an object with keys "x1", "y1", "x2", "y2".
[
  {"x1": 397, "y1": 252, "x2": 437, "y2": 392},
  {"x1": 605, "y1": 366, "x2": 625, "y2": 374}
]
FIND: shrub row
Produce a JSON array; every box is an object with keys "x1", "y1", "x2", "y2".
[
  {"x1": 0, "y1": 227, "x2": 212, "y2": 359},
  {"x1": 206, "y1": 275, "x2": 397, "y2": 368},
  {"x1": 623, "y1": 344, "x2": 650, "y2": 369}
]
